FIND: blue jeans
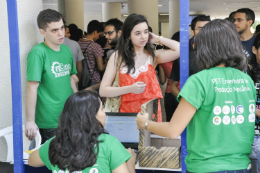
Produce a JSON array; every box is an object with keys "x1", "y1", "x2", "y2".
[
  {"x1": 187, "y1": 169, "x2": 251, "y2": 173},
  {"x1": 249, "y1": 135, "x2": 260, "y2": 173}
]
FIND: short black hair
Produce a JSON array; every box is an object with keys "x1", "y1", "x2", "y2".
[
  {"x1": 68, "y1": 24, "x2": 78, "y2": 32},
  {"x1": 37, "y1": 9, "x2": 63, "y2": 30},
  {"x1": 171, "y1": 31, "x2": 180, "y2": 42},
  {"x1": 87, "y1": 20, "x2": 103, "y2": 35},
  {"x1": 236, "y1": 8, "x2": 255, "y2": 26},
  {"x1": 256, "y1": 25, "x2": 260, "y2": 33},
  {"x1": 229, "y1": 11, "x2": 236, "y2": 20},
  {"x1": 70, "y1": 29, "x2": 82, "y2": 42},
  {"x1": 191, "y1": 15, "x2": 211, "y2": 31},
  {"x1": 194, "y1": 19, "x2": 246, "y2": 71},
  {"x1": 105, "y1": 18, "x2": 123, "y2": 31}
]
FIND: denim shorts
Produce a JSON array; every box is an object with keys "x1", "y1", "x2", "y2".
[{"x1": 249, "y1": 135, "x2": 260, "y2": 173}]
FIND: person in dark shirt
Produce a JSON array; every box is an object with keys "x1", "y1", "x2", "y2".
[
  {"x1": 169, "y1": 15, "x2": 211, "y2": 107},
  {"x1": 233, "y1": 8, "x2": 256, "y2": 59},
  {"x1": 255, "y1": 25, "x2": 260, "y2": 35},
  {"x1": 104, "y1": 18, "x2": 123, "y2": 59},
  {"x1": 247, "y1": 33, "x2": 260, "y2": 173}
]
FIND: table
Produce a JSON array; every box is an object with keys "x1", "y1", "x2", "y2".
[{"x1": 135, "y1": 161, "x2": 182, "y2": 173}]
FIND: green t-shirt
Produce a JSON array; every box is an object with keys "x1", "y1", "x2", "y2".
[
  {"x1": 39, "y1": 134, "x2": 131, "y2": 173},
  {"x1": 177, "y1": 67, "x2": 256, "y2": 172},
  {"x1": 27, "y1": 43, "x2": 77, "y2": 129}
]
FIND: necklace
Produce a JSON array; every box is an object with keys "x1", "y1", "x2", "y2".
[
  {"x1": 85, "y1": 38, "x2": 93, "y2": 41},
  {"x1": 136, "y1": 56, "x2": 148, "y2": 68}
]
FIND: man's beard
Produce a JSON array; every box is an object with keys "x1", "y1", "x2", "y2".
[
  {"x1": 109, "y1": 34, "x2": 118, "y2": 46},
  {"x1": 238, "y1": 24, "x2": 248, "y2": 35}
]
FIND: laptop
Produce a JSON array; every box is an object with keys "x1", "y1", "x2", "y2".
[{"x1": 105, "y1": 112, "x2": 139, "y2": 149}]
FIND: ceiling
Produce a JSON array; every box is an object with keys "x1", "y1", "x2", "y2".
[{"x1": 42, "y1": 0, "x2": 260, "y2": 19}]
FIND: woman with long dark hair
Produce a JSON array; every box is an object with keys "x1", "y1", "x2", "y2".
[
  {"x1": 100, "y1": 14, "x2": 180, "y2": 121},
  {"x1": 28, "y1": 91, "x2": 136, "y2": 173},
  {"x1": 247, "y1": 34, "x2": 260, "y2": 173},
  {"x1": 136, "y1": 19, "x2": 256, "y2": 172}
]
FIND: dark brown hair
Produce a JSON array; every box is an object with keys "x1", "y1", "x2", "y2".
[
  {"x1": 194, "y1": 19, "x2": 246, "y2": 71},
  {"x1": 49, "y1": 91, "x2": 107, "y2": 172},
  {"x1": 37, "y1": 9, "x2": 63, "y2": 30},
  {"x1": 249, "y1": 34, "x2": 260, "y2": 83},
  {"x1": 116, "y1": 13, "x2": 156, "y2": 73}
]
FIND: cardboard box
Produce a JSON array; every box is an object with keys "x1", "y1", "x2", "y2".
[{"x1": 138, "y1": 99, "x2": 181, "y2": 169}]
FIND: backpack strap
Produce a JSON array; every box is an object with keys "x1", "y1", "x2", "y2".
[{"x1": 82, "y1": 41, "x2": 96, "y2": 80}]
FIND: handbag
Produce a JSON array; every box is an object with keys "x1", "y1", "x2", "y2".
[{"x1": 104, "y1": 56, "x2": 122, "y2": 112}]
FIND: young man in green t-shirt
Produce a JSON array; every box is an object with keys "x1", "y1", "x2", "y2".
[{"x1": 25, "y1": 9, "x2": 77, "y2": 143}]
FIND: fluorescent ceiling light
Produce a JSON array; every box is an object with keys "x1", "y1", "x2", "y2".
[
  {"x1": 123, "y1": 15, "x2": 128, "y2": 17},
  {"x1": 158, "y1": 5, "x2": 163, "y2": 7},
  {"x1": 223, "y1": 1, "x2": 260, "y2": 5},
  {"x1": 160, "y1": 14, "x2": 169, "y2": 15},
  {"x1": 43, "y1": 4, "x2": 57, "y2": 5}
]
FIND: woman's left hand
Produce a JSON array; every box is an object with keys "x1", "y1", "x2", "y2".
[
  {"x1": 149, "y1": 32, "x2": 159, "y2": 44},
  {"x1": 136, "y1": 112, "x2": 149, "y2": 130}
]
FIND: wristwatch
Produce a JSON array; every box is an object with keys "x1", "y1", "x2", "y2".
[{"x1": 145, "y1": 120, "x2": 151, "y2": 130}]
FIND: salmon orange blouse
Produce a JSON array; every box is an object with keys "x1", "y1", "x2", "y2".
[{"x1": 119, "y1": 56, "x2": 163, "y2": 122}]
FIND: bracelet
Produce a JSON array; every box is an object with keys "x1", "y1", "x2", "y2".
[
  {"x1": 145, "y1": 120, "x2": 151, "y2": 130},
  {"x1": 158, "y1": 36, "x2": 163, "y2": 45}
]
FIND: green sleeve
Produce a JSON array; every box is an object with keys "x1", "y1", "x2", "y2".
[
  {"x1": 27, "y1": 48, "x2": 44, "y2": 82},
  {"x1": 177, "y1": 75, "x2": 205, "y2": 110},
  {"x1": 39, "y1": 138, "x2": 53, "y2": 170},
  {"x1": 69, "y1": 48, "x2": 77, "y2": 76},
  {"x1": 109, "y1": 138, "x2": 132, "y2": 171}
]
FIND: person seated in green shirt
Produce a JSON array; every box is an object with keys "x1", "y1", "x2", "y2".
[
  {"x1": 25, "y1": 9, "x2": 78, "y2": 144},
  {"x1": 136, "y1": 19, "x2": 256, "y2": 173},
  {"x1": 28, "y1": 91, "x2": 136, "y2": 173}
]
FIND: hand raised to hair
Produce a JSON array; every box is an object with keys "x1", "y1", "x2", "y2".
[{"x1": 149, "y1": 32, "x2": 159, "y2": 44}]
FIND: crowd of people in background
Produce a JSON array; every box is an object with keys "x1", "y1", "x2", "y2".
[{"x1": 24, "y1": 6, "x2": 260, "y2": 173}]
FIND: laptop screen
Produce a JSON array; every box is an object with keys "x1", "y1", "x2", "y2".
[{"x1": 105, "y1": 114, "x2": 139, "y2": 143}]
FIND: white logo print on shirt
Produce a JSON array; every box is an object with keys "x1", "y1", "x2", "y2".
[
  {"x1": 51, "y1": 62, "x2": 71, "y2": 78},
  {"x1": 53, "y1": 170, "x2": 82, "y2": 173}
]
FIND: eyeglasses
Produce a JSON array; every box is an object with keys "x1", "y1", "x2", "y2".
[
  {"x1": 103, "y1": 30, "x2": 116, "y2": 36},
  {"x1": 194, "y1": 28, "x2": 202, "y2": 31},
  {"x1": 232, "y1": 18, "x2": 247, "y2": 23}
]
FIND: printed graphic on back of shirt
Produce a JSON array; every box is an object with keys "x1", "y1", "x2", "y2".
[
  {"x1": 211, "y1": 77, "x2": 255, "y2": 126},
  {"x1": 53, "y1": 170, "x2": 82, "y2": 173},
  {"x1": 51, "y1": 61, "x2": 71, "y2": 78}
]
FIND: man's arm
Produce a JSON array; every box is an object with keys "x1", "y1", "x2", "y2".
[
  {"x1": 96, "y1": 57, "x2": 107, "y2": 72},
  {"x1": 170, "y1": 80, "x2": 180, "y2": 98},
  {"x1": 256, "y1": 109, "x2": 260, "y2": 117},
  {"x1": 76, "y1": 60, "x2": 82, "y2": 80},
  {"x1": 85, "y1": 82, "x2": 100, "y2": 91},
  {"x1": 70, "y1": 75, "x2": 78, "y2": 93},
  {"x1": 158, "y1": 66, "x2": 166, "y2": 85},
  {"x1": 25, "y1": 81, "x2": 40, "y2": 141}
]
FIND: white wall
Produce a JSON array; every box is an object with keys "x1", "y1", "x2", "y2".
[
  {"x1": 161, "y1": 22, "x2": 170, "y2": 39},
  {"x1": 65, "y1": 0, "x2": 84, "y2": 32},
  {"x1": 0, "y1": 0, "x2": 42, "y2": 161},
  {"x1": 0, "y1": 0, "x2": 11, "y2": 161},
  {"x1": 84, "y1": 13, "x2": 102, "y2": 32}
]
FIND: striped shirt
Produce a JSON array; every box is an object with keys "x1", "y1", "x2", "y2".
[{"x1": 78, "y1": 40, "x2": 104, "y2": 84}]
